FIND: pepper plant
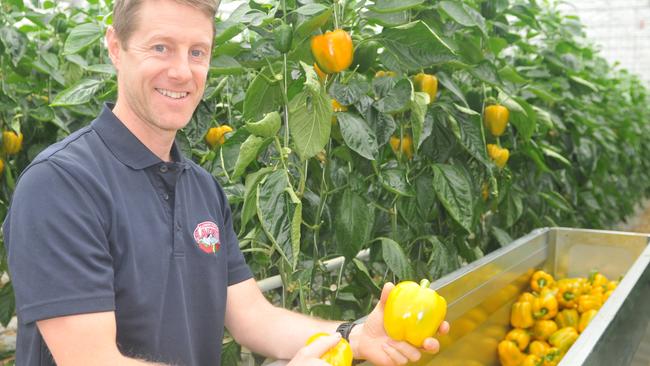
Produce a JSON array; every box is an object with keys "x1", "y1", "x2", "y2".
[{"x1": 1, "y1": 0, "x2": 650, "y2": 364}]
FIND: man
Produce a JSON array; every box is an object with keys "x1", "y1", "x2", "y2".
[{"x1": 3, "y1": 0, "x2": 448, "y2": 365}]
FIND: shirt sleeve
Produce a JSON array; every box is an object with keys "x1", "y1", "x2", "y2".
[
  {"x1": 213, "y1": 179, "x2": 253, "y2": 286},
  {"x1": 3, "y1": 160, "x2": 115, "y2": 324}
]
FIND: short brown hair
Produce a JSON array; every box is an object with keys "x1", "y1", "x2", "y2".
[{"x1": 112, "y1": 0, "x2": 219, "y2": 48}]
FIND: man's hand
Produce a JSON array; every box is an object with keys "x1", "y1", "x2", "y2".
[
  {"x1": 286, "y1": 333, "x2": 342, "y2": 366},
  {"x1": 349, "y1": 282, "x2": 450, "y2": 366}
]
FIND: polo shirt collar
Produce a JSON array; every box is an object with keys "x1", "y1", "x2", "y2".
[{"x1": 92, "y1": 103, "x2": 188, "y2": 170}]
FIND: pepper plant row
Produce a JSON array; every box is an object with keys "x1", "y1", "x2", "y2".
[{"x1": 1, "y1": 2, "x2": 650, "y2": 362}]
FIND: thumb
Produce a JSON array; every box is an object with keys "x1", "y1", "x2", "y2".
[
  {"x1": 379, "y1": 282, "x2": 395, "y2": 306},
  {"x1": 301, "y1": 334, "x2": 342, "y2": 358}
]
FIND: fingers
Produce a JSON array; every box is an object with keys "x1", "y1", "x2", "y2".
[
  {"x1": 299, "y1": 333, "x2": 342, "y2": 358},
  {"x1": 421, "y1": 337, "x2": 441, "y2": 354},
  {"x1": 438, "y1": 320, "x2": 450, "y2": 335},
  {"x1": 379, "y1": 282, "x2": 395, "y2": 305}
]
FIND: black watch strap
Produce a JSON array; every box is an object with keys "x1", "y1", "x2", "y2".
[{"x1": 335, "y1": 321, "x2": 357, "y2": 341}]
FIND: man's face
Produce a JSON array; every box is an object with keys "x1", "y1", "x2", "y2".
[{"x1": 109, "y1": 0, "x2": 213, "y2": 133}]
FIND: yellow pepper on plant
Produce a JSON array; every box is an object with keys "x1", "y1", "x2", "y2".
[
  {"x1": 413, "y1": 72, "x2": 438, "y2": 104},
  {"x1": 383, "y1": 279, "x2": 447, "y2": 347},
  {"x1": 487, "y1": 144, "x2": 510, "y2": 169},
  {"x1": 2, "y1": 130, "x2": 23, "y2": 155},
  {"x1": 375, "y1": 70, "x2": 396, "y2": 78},
  {"x1": 484, "y1": 104, "x2": 509, "y2": 137},
  {"x1": 389, "y1": 135, "x2": 414, "y2": 160},
  {"x1": 310, "y1": 29, "x2": 353, "y2": 74},
  {"x1": 205, "y1": 125, "x2": 233, "y2": 148}
]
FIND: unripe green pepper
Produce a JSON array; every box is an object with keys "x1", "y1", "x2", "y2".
[
  {"x1": 383, "y1": 279, "x2": 447, "y2": 347},
  {"x1": 352, "y1": 40, "x2": 379, "y2": 73},
  {"x1": 273, "y1": 23, "x2": 293, "y2": 54}
]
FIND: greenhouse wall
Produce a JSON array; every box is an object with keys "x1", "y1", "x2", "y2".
[{"x1": 560, "y1": 0, "x2": 650, "y2": 86}]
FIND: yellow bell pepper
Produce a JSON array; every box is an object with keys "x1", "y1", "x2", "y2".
[
  {"x1": 555, "y1": 278, "x2": 581, "y2": 309},
  {"x1": 314, "y1": 63, "x2": 327, "y2": 82},
  {"x1": 518, "y1": 292, "x2": 536, "y2": 304},
  {"x1": 498, "y1": 340, "x2": 525, "y2": 366},
  {"x1": 383, "y1": 279, "x2": 447, "y2": 347},
  {"x1": 0, "y1": 158, "x2": 4, "y2": 175},
  {"x1": 577, "y1": 294, "x2": 602, "y2": 313},
  {"x1": 589, "y1": 271, "x2": 608, "y2": 289},
  {"x1": 506, "y1": 328, "x2": 531, "y2": 351},
  {"x1": 511, "y1": 301, "x2": 534, "y2": 329},
  {"x1": 530, "y1": 270, "x2": 555, "y2": 293},
  {"x1": 578, "y1": 309, "x2": 598, "y2": 333},
  {"x1": 413, "y1": 73, "x2": 438, "y2": 104},
  {"x1": 389, "y1": 135, "x2": 414, "y2": 160},
  {"x1": 532, "y1": 320, "x2": 557, "y2": 341},
  {"x1": 603, "y1": 289, "x2": 614, "y2": 303},
  {"x1": 484, "y1": 104, "x2": 509, "y2": 137},
  {"x1": 532, "y1": 288, "x2": 558, "y2": 320},
  {"x1": 542, "y1": 347, "x2": 562, "y2": 366},
  {"x1": 306, "y1": 333, "x2": 353, "y2": 366},
  {"x1": 2, "y1": 130, "x2": 23, "y2": 155},
  {"x1": 522, "y1": 354, "x2": 543, "y2": 366},
  {"x1": 487, "y1": 143, "x2": 510, "y2": 169},
  {"x1": 529, "y1": 340, "x2": 551, "y2": 358},
  {"x1": 606, "y1": 280, "x2": 619, "y2": 291},
  {"x1": 205, "y1": 125, "x2": 233, "y2": 148},
  {"x1": 310, "y1": 29, "x2": 353, "y2": 74},
  {"x1": 549, "y1": 327, "x2": 578, "y2": 353},
  {"x1": 375, "y1": 70, "x2": 396, "y2": 78},
  {"x1": 331, "y1": 99, "x2": 348, "y2": 125},
  {"x1": 555, "y1": 309, "x2": 579, "y2": 331}
]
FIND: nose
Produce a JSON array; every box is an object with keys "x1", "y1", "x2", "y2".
[{"x1": 168, "y1": 52, "x2": 193, "y2": 82}]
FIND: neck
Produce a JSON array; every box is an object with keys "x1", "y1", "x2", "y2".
[{"x1": 112, "y1": 100, "x2": 175, "y2": 162}]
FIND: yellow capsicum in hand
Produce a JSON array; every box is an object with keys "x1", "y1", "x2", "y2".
[
  {"x1": 310, "y1": 29, "x2": 353, "y2": 74},
  {"x1": 383, "y1": 279, "x2": 447, "y2": 347},
  {"x1": 305, "y1": 333, "x2": 353, "y2": 366}
]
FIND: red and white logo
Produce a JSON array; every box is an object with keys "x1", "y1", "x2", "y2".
[{"x1": 193, "y1": 221, "x2": 221, "y2": 254}]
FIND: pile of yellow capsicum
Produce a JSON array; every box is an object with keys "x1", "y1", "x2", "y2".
[{"x1": 498, "y1": 270, "x2": 619, "y2": 366}]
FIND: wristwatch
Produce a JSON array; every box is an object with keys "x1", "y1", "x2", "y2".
[
  {"x1": 335, "y1": 321, "x2": 357, "y2": 341},
  {"x1": 335, "y1": 322, "x2": 362, "y2": 365}
]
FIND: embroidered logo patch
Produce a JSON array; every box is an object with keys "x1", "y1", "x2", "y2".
[{"x1": 193, "y1": 221, "x2": 221, "y2": 254}]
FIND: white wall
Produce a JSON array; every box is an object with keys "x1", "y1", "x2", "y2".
[{"x1": 559, "y1": 0, "x2": 650, "y2": 86}]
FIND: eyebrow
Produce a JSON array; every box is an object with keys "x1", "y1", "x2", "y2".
[{"x1": 145, "y1": 34, "x2": 211, "y2": 49}]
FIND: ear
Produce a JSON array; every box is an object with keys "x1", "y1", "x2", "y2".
[{"x1": 105, "y1": 26, "x2": 122, "y2": 71}]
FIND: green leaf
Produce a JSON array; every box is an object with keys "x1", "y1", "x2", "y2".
[
  {"x1": 335, "y1": 189, "x2": 374, "y2": 259},
  {"x1": 450, "y1": 110, "x2": 489, "y2": 166},
  {"x1": 210, "y1": 55, "x2": 243, "y2": 75},
  {"x1": 220, "y1": 340, "x2": 241, "y2": 366},
  {"x1": 539, "y1": 191, "x2": 573, "y2": 213},
  {"x1": 246, "y1": 111, "x2": 281, "y2": 138},
  {"x1": 437, "y1": 72, "x2": 468, "y2": 106},
  {"x1": 439, "y1": 1, "x2": 487, "y2": 37},
  {"x1": 379, "y1": 21, "x2": 455, "y2": 72},
  {"x1": 500, "y1": 93, "x2": 537, "y2": 141},
  {"x1": 370, "y1": 0, "x2": 426, "y2": 13},
  {"x1": 241, "y1": 167, "x2": 274, "y2": 231},
  {"x1": 352, "y1": 259, "x2": 382, "y2": 293},
  {"x1": 232, "y1": 135, "x2": 270, "y2": 179},
  {"x1": 0, "y1": 284, "x2": 15, "y2": 327},
  {"x1": 499, "y1": 66, "x2": 528, "y2": 84},
  {"x1": 502, "y1": 191, "x2": 524, "y2": 228},
  {"x1": 330, "y1": 79, "x2": 369, "y2": 106},
  {"x1": 364, "y1": 10, "x2": 410, "y2": 27},
  {"x1": 214, "y1": 21, "x2": 246, "y2": 45},
  {"x1": 374, "y1": 78, "x2": 412, "y2": 114},
  {"x1": 0, "y1": 26, "x2": 27, "y2": 67},
  {"x1": 295, "y1": 3, "x2": 328, "y2": 15},
  {"x1": 469, "y1": 60, "x2": 501, "y2": 85},
  {"x1": 569, "y1": 75, "x2": 599, "y2": 92},
  {"x1": 336, "y1": 112, "x2": 378, "y2": 160},
  {"x1": 63, "y1": 22, "x2": 102, "y2": 55},
  {"x1": 294, "y1": 8, "x2": 332, "y2": 41},
  {"x1": 289, "y1": 62, "x2": 332, "y2": 160},
  {"x1": 243, "y1": 66, "x2": 283, "y2": 121},
  {"x1": 257, "y1": 170, "x2": 300, "y2": 267},
  {"x1": 380, "y1": 168, "x2": 415, "y2": 197},
  {"x1": 432, "y1": 164, "x2": 474, "y2": 232},
  {"x1": 424, "y1": 236, "x2": 459, "y2": 279},
  {"x1": 50, "y1": 79, "x2": 104, "y2": 106},
  {"x1": 379, "y1": 237, "x2": 413, "y2": 280},
  {"x1": 491, "y1": 226, "x2": 512, "y2": 247},
  {"x1": 410, "y1": 92, "x2": 428, "y2": 150},
  {"x1": 87, "y1": 64, "x2": 116, "y2": 75}
]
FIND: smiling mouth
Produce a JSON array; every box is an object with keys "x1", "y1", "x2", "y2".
[{"x1": 156, "y1": 88, "x2": 189, "y2": 99}]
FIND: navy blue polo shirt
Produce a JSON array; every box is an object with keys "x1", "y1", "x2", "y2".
[{"x1": 3, "y1": 104, "x2": 253, "y2": 365}]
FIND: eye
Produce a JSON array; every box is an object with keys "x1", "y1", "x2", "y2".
[
  {"x1": 153, "y1": 44, "x2": 167, "y2": 53},
  {"x1": 191, "y1": 49, "x2": 205, "y2": 58}
]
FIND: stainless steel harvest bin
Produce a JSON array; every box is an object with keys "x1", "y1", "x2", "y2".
[{"x1": 391, "y1": 227, "x2": 650, "y2": 366}]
